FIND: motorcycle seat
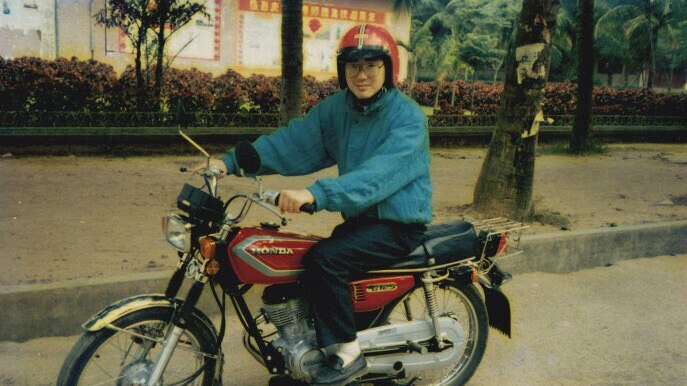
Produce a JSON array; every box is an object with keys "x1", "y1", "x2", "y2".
[{"x1": 385, "y1": 220, "x2": 479, "y2": 270}]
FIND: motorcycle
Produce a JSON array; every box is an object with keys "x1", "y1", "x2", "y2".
[{"x1": 57, "y1": 130, "x2": 527, "y2": 386}]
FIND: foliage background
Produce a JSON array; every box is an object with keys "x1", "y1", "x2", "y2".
[{"x1": 1, "y1": 57, "x2": 685, "y2": 126}]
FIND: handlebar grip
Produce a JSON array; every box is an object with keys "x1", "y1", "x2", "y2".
[
  {"x1": 300, "y1": 203, "x2": 316, "y2": 214},
  {"x1": 271, "y1": 192, "x2": 316, "y2": 215}
]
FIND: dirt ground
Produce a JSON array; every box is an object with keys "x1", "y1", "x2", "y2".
[{"x1": 0, "y1": 143, "x2": 686, "y2": 287}]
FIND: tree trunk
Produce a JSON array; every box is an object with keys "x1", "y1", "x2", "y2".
[
  {"x1": 153, "y1": 1, "x2": 170, "y2": 110},
  {"x1": 472, "y1": 0, "x2": 560, "y2": 220},
  {"x1": 408, "y1": 55, "x2": 417, "y2": 98},
  {"x1": 134, "y1": 38, "x2": 145, "y2": 111},
  {"x1": 570, "y1": 0, "x2": 594, "y2": 153},
  {"x1": 646, "y1": 26, "x2": 658, "y2": 89},
  {"x1": 279, "y1": 0, "x2": 303, "y2": 126},
  {"x1": 433, "y1": 80, "x2": 441, "y2": 111}
]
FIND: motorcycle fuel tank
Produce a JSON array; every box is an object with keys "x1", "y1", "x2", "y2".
[{"x1": 228, "y1": 226, "x2": 321, "y2": 284}]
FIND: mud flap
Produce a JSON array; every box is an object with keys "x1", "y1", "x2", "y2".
[{"x1": 481, "y1": 285, "x2": 511, "y2": 338}]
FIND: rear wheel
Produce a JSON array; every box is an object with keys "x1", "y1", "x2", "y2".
[
  {"x1": 57, "y1": 307, "x2": 218, "y2": 386},
  {"x1": 378, "y1": 281, "x2": 488, "y2": 386}
]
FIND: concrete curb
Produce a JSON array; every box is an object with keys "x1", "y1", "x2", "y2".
[{"x1": 2, "y1": 220, "x2": 686, "y2": 342}]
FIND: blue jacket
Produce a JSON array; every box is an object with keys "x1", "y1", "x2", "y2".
[{"x1": 222, "y1": 88, "x2": 432, "y2": 224}]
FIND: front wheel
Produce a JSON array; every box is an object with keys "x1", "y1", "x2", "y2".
[
  {"x1": 57, "y1": 307, "x2": 218, "y2": 386},
  {"x1": 379, "y1": 281, "x2": 488, "y2": 386}
]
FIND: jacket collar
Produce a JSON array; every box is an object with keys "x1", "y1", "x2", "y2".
[{"x1": 345, "y1": 87, "x2": 396, "y2": 116}]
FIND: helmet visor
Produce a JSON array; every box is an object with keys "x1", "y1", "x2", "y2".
[{"x1": 339, "y1": 47, "x2": 387, "y2": 63}]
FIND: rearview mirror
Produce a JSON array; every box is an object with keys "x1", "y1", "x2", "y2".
[{"x1": 235, "y1": 141, "x2": 261, "y2": 175}]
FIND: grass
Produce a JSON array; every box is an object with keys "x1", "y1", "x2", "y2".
[
  {"x1": 532, "y1": 208, "x2": 571, "y2": 229},
  {"x1": 538, "y1": 140, "x2": 607, "y2": 155}
]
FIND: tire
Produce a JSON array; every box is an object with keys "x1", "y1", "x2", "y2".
[
  {"x1": 57, "y1": 307, "x2": 218, "y2": 386},
  {"x1": 376, "y1": 281, "x2": 488, "y2": 386}
]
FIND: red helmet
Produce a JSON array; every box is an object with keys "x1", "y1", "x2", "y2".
[{"x1": 336, "y1": 24, "x2": 400, "y2": 90}]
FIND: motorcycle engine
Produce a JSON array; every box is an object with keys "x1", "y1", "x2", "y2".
[{"x1": 261, "y1": 284, "x2": 324, "y2": 381}]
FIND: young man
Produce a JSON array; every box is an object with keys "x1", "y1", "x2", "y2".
[{"x1": 200, "y1": 24, "x2": 432, "y2": 386}]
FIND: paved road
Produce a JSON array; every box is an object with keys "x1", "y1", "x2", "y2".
[{"x1": 1, "y1": 254, "x2": 685, "y2": 385}]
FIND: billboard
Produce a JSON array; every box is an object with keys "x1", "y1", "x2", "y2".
[{"x1": 237, "y1": 0, "x2": 392, "y2": 75}]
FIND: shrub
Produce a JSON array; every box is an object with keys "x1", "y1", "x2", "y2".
[
  {"x1": 211, "y1": 68, "x2": 248, "y2": 113},
  {"x1": 0, "y1": 56, "x2": 117, "y2": 112},
  {"x1": 2, "y1": 56, "x2": 685, "y2": 122},
  {"x1": 161, "y1": 67, "x2": 215, "y2": 113},
  {"x1": 303, "y1": 75, "x2": 339, "y2": 111},
  {"x1": 112, "y1": 65, "x2": 157, "y2": 112},
  {"x1": 243, "y1": 74, "x2": 281, "y2": 113}
]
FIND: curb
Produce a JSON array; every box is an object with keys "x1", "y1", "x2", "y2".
[{"x1": 1, "y1": 220, "x2": 686, "y2": 342}]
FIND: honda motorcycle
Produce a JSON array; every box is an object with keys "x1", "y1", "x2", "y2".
[{"x1": 58, "y1": 131, "x2": 526, "y2": 386}]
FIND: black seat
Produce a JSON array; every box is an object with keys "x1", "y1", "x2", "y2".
[{"x1": 384, "y1": 220, "x2": 479, "y2": 270}]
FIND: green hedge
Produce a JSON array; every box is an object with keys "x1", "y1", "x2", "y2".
[{"x1": 1, "y1": 56, "x2": 686, "y2": 125}]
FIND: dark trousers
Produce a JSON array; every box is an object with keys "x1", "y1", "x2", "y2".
[{"x1": 301, "y1": 218, "x2": 426, "y2": 348}]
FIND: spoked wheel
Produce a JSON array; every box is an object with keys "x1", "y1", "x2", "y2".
[
  {"x1": 378, "y1": 281, "x2": 488, "y2": 386},
  {"x1": 57, "y1": 307, "x2": 218, "y2": 386}
]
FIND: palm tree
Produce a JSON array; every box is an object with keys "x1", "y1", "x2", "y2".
[
  {"x1": 473, "y1": 0, "x2": 561, "y2": 219},
  {"x1": 570, "y1": 0, "x2": 595, "y2": 153},
  {"x1": 596, "y1": 0, "x2": 687, "y2": 88},
  {"x1": 279, "y1": 0, "x2": 303, "y2": 125},
  {"x1": 398, "y1": 23, "x2": 434, "y2": 97},
  {"x1": 432, "y1": 38, "x2": 460, "y2": 110}
]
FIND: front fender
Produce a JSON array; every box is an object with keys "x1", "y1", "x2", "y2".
[{"x1": 82, "y1": 293, "x2": 176, "y2": 331}]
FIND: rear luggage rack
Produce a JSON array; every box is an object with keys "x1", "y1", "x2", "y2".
[{"x1": 470, "y1": 218, "x2": 528, "y2": 274}]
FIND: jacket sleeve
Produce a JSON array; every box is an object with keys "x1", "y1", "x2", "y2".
[
  {"x1": 222, "y1": 103, "x2": 334, "y2": 176},
  {"x1": 308, "y1": 109, "x2": 428, "y2": 213}
]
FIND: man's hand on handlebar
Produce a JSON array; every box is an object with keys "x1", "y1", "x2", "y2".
[
  {"x1": 279, "y1": 189, "x2": 315, "y2": 214},
  {"x1": 190, "y1": 158, "x2": 228, "y2": 178}
]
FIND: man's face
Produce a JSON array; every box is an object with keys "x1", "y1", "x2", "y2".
[{"x1": 345, "y1": 59, "x2": 385, "y2": 99}]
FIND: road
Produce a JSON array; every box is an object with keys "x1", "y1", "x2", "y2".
[{"x1": 0, "y1": 254, "x2": 685, "y2": 385}]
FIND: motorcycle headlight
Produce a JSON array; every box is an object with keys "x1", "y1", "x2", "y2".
[{"x1": 162, "y1": 213, "x2": 192, "y2": 252}]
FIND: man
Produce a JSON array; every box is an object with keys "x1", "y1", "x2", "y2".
[{"x1": 199, "y1": 24, "x2": 432, "y2": 386}]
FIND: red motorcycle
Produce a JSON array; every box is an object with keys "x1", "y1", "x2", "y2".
[{"x1": 58, "y1": 132, "x2": 526, "y2": 386}]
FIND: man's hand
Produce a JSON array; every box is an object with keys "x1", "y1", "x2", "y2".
[
  {"x1": 279, "y1": 189, "x2": 315, "y2": 214},
  {"x1": 190, "y1": 158, "x2": 228, "y2": 178}
]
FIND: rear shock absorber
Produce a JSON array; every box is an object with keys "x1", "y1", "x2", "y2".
[{"x1": 421, "y1": 271, "x2": 449, "y2": 349}]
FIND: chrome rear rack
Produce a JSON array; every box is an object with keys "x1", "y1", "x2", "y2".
[{"x1": 468, "y1": 217, "x2": 529, "y2": 274}]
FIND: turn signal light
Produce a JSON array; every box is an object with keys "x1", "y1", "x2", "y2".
[
  {"x1": 199, "y1": 236, "x2": 217, "y2": 260},
  {"x1": 204, "y1": 260, "x2": 220, "y2": 276}
]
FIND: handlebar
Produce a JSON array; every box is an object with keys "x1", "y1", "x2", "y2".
[
  {"x1": 180, "y1": 165, "x2": 316, "y2": 218},
  {"x1": 265, "y1": 190, "x2": 316, "y2": 215}
]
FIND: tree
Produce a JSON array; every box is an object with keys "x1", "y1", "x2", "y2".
[
  {"x1": 596, "y1": 0, "x2": 687, "y2": 88},
  {"x1": 95, "y1": 0, "x2": 155, "y2": 110},
  {"x1": 279, "y1": 0, "x2": 304, "y2": 125},
  {"x1": 432, "y1": 38, "x2": 460, "y2": 110},
  {"x1": 149, "y1": 0, "x2": 208, "y2": 105},
  {"x1": 460, "y1": 31, "x2": 507, "y2": 85},
  {"x1": 570, "y1": 0, "x2": 595, "y2": 153},
  {"x1": 398, "y1": 22, "x2": 434, "y2": 97},
  {"x1": 472, "y1": 0, "x2": 560, "y2": 219}
]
